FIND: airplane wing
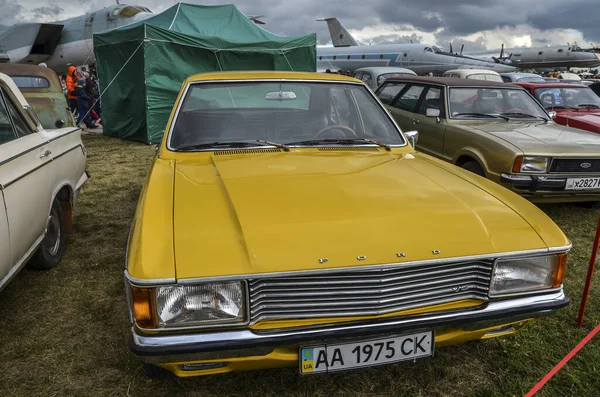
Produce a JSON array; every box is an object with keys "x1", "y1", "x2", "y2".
[
  {"x1": 0, "y1": 23, "x2": 63, "y2": 64},
  {"x1": 316, "y1": 17, "x2": 359, "y2": 47}
]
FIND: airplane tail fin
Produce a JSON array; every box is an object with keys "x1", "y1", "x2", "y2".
[{"x1": 316, "y1": 17, "x2": 359, "y2": 47}]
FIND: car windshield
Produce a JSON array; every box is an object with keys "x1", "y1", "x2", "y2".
[
  {"x1": 169, "y1": 81, "x2": 405, "y2": 150},
  {"x1": 517, "y1": 76, "x2": 546, "y2": 83},
  {"x1": 533, "y1": 86, "x2": 600, "y2": 109},
  {"x1": 449, "y1": 88, "x2": 549, "y2": 119}
]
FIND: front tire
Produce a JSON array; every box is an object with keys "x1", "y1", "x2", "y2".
[
  {"x1": 27, "y1": 198, "x2": 66, "y2": 270},
  {"x1": 460, "y1": 161, "x2": 485, "y2": 177}
]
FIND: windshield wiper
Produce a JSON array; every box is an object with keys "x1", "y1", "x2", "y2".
[
  {"x1": 577, "y1": 103, "x2": 600, "y2": 109},
  {"x1": 500, "y1": 112, "x2": 548, "y2": 121},
  {"x1": 288, "y1": 138, "x2": 391, "y2": 151},
  {"x1": 177, "y1": 140, "x2": 289, "y2": 151},
  {"x1": 453, "y1": 113, "x2": 509, "y2": 120}
]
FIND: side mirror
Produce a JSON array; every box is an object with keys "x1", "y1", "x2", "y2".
[
  {"x1": 55, "y1": 119, "x2": 65, "y2": 128},
  {"x1": 405, "y1": 130, "x2": 419, "y2": 148},
  {"x1": 548, "y1": 111, "x2": 557, "y2": 119},
  {"x1": 425, "y1": 108, "x2": 441, "y2": 118}
]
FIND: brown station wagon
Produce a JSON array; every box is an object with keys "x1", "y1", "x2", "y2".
[{"x1": 375, "y1": 76, "x2": 600, "y2": 203}]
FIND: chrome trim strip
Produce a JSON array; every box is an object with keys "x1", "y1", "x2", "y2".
[
  {"x1": 130, "y1": 289, "x2": 567, "y2": 362},
  {"x1": 172, "y1": 246, "x2": 571, "y2": 284},
  {"x1": 164, "y1": 78, "x2": 408, "y2": 152},
  {"x1": 124, "y1": 270, "x2": 176, "y2": 286}
]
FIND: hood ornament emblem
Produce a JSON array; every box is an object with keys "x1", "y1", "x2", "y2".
[
  {"x1": 319, "y1": 258, "x2": 328, "y2": 263},
  {"x1": 580, "y1": 162, "x2": 592, "y2": 169}
]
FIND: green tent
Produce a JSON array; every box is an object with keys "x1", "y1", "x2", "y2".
[{"x1": 93, "y1": 3, "x2": 316, "y2": 144}]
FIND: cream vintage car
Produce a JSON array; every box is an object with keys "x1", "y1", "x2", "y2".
[
  {"x1": 126, "y1": 71, "x2": 570, "y2": 378},
  {"x1": 0, "y1": 72, "x2": 88, "y2": 291}
]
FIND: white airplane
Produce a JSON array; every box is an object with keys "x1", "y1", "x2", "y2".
[
  {"x1": 317, "y1": 18, "x2": 518, "y2": 75},
  {"x1": 0, "y1": 4, "x2": 154, "y2": 73},
  {"x1": 320, "y1": 18, "x2": 600, "y2": 71}
]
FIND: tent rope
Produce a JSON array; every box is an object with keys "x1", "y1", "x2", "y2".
[
  {"x1": 280, "y1": 50, "x2": 295, "y2": 72},
  {"x1": 77, "y1": 40, "x2": 144, "y2": 128}
]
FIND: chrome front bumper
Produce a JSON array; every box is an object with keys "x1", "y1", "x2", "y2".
[
  {"x1": 130, "y1": 290, "x2": 569, "y2": 364},
  {"x1": 501, "y1": 173, "x2": 567, "y2": 190}
]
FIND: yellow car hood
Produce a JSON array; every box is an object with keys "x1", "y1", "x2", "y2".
[{"x1": 173, "y1": 151, "x2": 547, "y2": 280}]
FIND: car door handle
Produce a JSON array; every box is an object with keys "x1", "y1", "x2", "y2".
[{"x1": 40, "y1": 149, "x2": 52, "y2": 159}]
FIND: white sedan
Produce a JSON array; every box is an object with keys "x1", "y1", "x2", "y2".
[{"x1": 0, "y1": 72, "x2": 88, "y2": 291}]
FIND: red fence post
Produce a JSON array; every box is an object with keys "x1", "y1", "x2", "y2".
[{"x1": 577, "y1": 217, "x2": 600, "y2": 328}]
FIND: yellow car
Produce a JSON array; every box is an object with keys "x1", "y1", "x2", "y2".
[{"x1": 125, "y1": 71, "x2": 570, "y2": 378}]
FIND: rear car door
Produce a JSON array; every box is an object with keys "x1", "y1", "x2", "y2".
[
  {"x1": 0, "y1": 86, "x2": 53, "y2": 270},
  {"x1": 411, "y1": 86, "x2": 446, "y2": 158}
]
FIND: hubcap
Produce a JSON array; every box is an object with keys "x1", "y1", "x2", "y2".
[{"x1": 42, "y1": 207, "x2": 61, "y2": 256}]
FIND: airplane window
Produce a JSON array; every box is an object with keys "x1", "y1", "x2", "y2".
[
  {"x1": 403, "y1": 53, "x2": 407, "y2": 57},
  {"x1": 362, "y1": 55, "x2": 365, "y2": 59},
  {"x1": 319, "y1": 56, "x2": 322, "y2": 60},
  {"x1": 333, "y1": 56, "x2": 337, "y2": 60},
  {"x1": 432, "y1": 46, "x2": 445, "y2": 53},
  {"x1": 558, "y1": 49, "x2": 564, "y2": 53},
  {"x1": 424, "y1": 47, "x2": 433, "y2": 52},
  {"x1": 379, "y1": 54, "x2": 384, "y2": 59},
  {"x1": 347, "y1": 55, "x2": 351, "y2": 60},
  {"x1": 538, "y1": 51, "x2": 543, "y2": 55}
]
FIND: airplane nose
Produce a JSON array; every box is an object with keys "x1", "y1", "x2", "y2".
[{"x1": 131, "y1": 12, "x2": 153, "y2": 23}]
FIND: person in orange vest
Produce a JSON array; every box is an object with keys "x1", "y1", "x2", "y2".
[{"x1": 65, "y1": 65, "x2": 79, "y2": 114}]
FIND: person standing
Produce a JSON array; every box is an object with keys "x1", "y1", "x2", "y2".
[
  {"x1": 73, "y1": 78, "x2": 96, "y2": 129},
  {"x1": 65, "y1": 65, "x2": 79, "y2": 114}
]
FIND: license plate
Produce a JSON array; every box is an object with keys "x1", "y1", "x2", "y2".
[
  {"x1": 299, "y1": 331, "x2": 434, "y2": 374},
  {"x1": 565, "y1": 177, "x2": 600, "y2": 190}
]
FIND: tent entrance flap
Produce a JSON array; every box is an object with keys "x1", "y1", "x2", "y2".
[{"x1": 94, "y1": 2, "x2": 317, "y2": 144}]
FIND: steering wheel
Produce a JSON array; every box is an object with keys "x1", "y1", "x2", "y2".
[{"x1": 316, "y1": 124, "x2": 358, "y2": 139}]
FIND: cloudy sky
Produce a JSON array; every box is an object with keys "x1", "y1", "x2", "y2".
[{"x1": 2, "y1": 0, "x2": 599, "y2": 52}]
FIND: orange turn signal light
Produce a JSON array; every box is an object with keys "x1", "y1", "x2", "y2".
[
  {"x1": 512, "y1": 156, "x2": 524, "y2": 173},
  {"x1": 131, "y1": 285, "x2": 156, "y2": 328},
  {"x1": 553, "y1": 253, "x2": 568, "y2": 288}
]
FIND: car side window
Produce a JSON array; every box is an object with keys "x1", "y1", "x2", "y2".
[
  {"x1": 393, "y1": 85, "x2": 425, "y2": 112},
  {"x1": 376, "y1": 82, "x2": 406, "y2": 105},
  {"x1": 0, "y1": 91, "x2": 17, "y2": 145},
  {"x1": 362, "y1": 73, "x2": 373, "y2": 87},
  {"x1": 3, "y1": 91, "x2": 32, "y2": 138},
  {"x1": 501, "y1": 76, "x2": 511, "y2": 83},
  {"x1": 418, "y1": 87, "x2": 444, "y2": 117}
]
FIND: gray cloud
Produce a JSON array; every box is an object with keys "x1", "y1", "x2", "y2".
[
  {"x1": 3, "y1": 0, "x2": 600, "y2": 49},
  {"x1": 0, "y1": 0, "x2": 22, "y2": 25},
  {"x1": 368, "y1": 33, "x2": 423, "y2": 45},
  {"x1": 31, "y1": 5, "x2": 63, "y2": 20}
]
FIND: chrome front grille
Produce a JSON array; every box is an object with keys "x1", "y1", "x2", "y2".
[{"x1": 248, "y1": 260, "x2": 493, "y2": 324}]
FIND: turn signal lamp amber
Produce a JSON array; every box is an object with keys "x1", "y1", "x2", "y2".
[
  {"x1": 512, "y1": 156, "x2": 524, "y2": 173},
  {"x1": 131, "y1": 286, "x2": 156, "y2": 328},
  {"x1": 553, "y1": 253, "x2": 568, "y2": 288}
]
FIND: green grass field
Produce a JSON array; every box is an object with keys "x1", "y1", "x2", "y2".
[{"x1": 1, "y1": 134, "x2": 600, "y2": 396}]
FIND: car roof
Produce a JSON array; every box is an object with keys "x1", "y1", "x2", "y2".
[
  {"x1": 185, "y1": 71, "x2": 363, "y2": 84},
  {"x1": 515, "y1": 82, "x2": 588, "y2": 88},
  {"x1": 354, "y1": 67, "x2": 417, "y2": 75},
  {"x1": 384, "y1": 76, "x2": 522, "y2": 88},
  {"x1": 499, "y1": 72, "x2": 542, "y2": 78},
  {"x1": 442, "y1": 69, "x2": 501, "y2": 75}
]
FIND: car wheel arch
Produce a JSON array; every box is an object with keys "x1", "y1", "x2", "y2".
[
  {"x1": 52, "y1": 183, "x2": 75, "y2": 234},
  {"x1": 454, "y1": 153, "x2": 487, "y2": 176}
]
